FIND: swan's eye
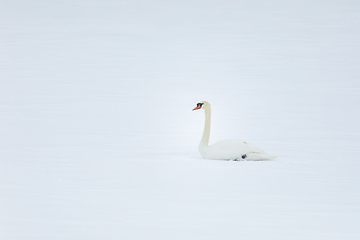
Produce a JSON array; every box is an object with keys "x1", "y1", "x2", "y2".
[{"x1": 196, "y1": 103, "x2": 204, "y2": 108}]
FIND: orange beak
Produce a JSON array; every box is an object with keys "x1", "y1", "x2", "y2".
[{"x1": 192, "y1": 105, "x2": 201, "y2": 111}]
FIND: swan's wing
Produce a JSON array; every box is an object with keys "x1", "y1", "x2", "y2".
[
  {"x1": 205, "y1": 139, "x2": 266, "y2": 160},
  {"x1": 211, "y1": 139, "x2": 265, "y2": 153}
]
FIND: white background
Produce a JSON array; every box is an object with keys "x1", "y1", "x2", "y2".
[{"x1": 1, "y1": 0, "x2": 360, "y2": 239}]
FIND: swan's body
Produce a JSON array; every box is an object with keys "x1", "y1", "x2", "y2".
[{"x1": 193, "y1": 101, "x2": 275, "y2": 161}]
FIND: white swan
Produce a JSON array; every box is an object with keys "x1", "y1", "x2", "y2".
[{"x1": 193, "y1": 101, "x2": 275, "y2": 161}]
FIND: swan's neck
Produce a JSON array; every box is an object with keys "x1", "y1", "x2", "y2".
[{"x1": 200, "y1": 108, "x2": 211, "y2": 148}]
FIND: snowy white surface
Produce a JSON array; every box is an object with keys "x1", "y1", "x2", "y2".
[{"x1": 1, "y1": 0, "x2": 360, "y2": 239}]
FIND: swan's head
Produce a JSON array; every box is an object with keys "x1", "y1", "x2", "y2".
[{"x1": 192, "y1": 101, "x2": 210, "y2": 111}]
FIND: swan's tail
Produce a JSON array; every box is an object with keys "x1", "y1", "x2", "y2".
[{"x1": 246, "y1": 152, "x2": 276, "y2": 161}]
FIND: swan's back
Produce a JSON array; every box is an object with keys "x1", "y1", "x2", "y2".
[{"x1": 200, "y1": 139, "x2": 273, "y2": 160}]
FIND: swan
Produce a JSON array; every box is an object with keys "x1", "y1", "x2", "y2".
[{"x1": 193, "y1": 101, "x2": 275, "y2": 161}]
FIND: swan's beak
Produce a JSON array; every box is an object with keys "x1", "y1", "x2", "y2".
[{"x1": 192, "y1": 105, "x2": 201, "y2": 111}]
